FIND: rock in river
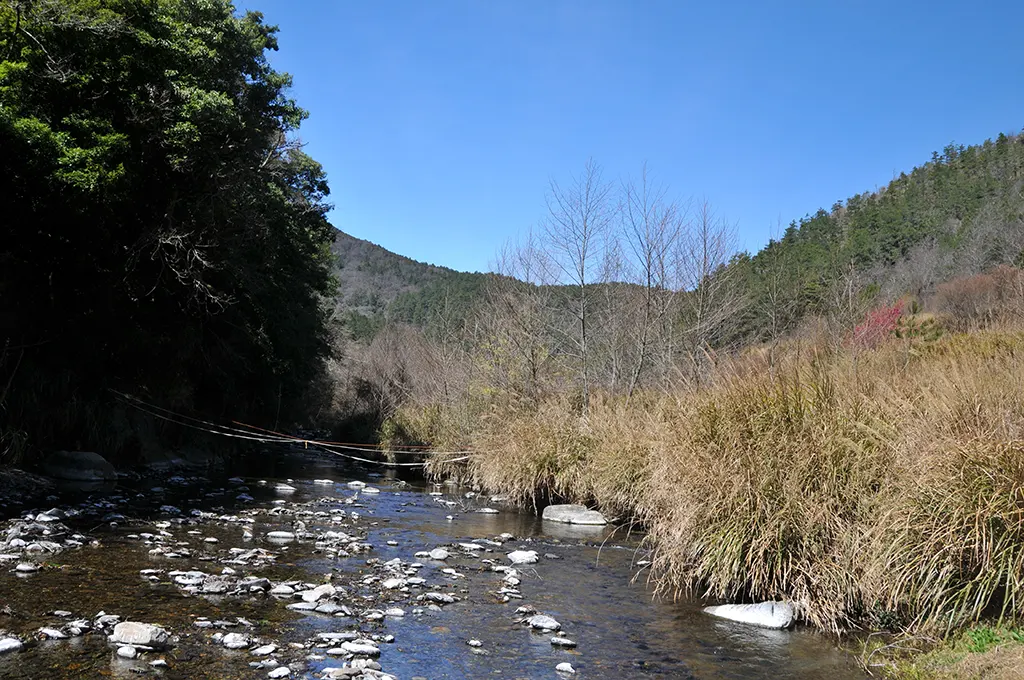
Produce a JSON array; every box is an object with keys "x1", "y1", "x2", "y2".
[
  {"x1": 542, "y1": 504, "x2": 608, "y2": 526},
  {"x1": 109, "y1": 622, "x2": 171, "y2": 648},
  {"x1": 507, "y1": 550, "x2": 539, "y2": 565},
  {"x1": 301, "y1": 584, "x2": 335, "y2": 603},
  {"x1": 526, "y1": 614, "x2": 561, "y2": 631},
  {"x1": 703, "y1": 601, "x2": 795, "y2": 629},
  {"x1": 40, "y1": 450, "x2": 116, "y2": 482},
  {"x1": 0, "y1": 638, "x2": 22, "y2": 654}
]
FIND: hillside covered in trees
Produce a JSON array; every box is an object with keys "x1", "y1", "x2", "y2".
[
  {"x1": 0, "y1": 0, "x2": 337, "y2": 463},
  {"x1": 342, "y1": 133, "x2": 1024, "y2": 353}
]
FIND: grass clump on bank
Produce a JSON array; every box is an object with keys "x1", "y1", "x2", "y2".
[
  {"x1": 413, "y1": 329, "x2": 1024, "y2": 635},
  {"x1": 876, "y1": 625, "x2": 1024, "y2": 679}
]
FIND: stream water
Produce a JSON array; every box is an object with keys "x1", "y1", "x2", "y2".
[{"x1": 0, "y1": 453, "x2": 868, "y2": 679}]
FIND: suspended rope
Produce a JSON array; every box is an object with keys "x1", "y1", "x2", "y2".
[{"x1": 111, "y1": 390, "x2": 474, "y2": 468}]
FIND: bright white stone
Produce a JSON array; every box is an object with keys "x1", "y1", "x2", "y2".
[{"x1": 703, "y1": 601, "x2": 795, "y2": 629}]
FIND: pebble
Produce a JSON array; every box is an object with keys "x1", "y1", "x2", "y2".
[
  {"x1": 556, "y1": 662, "x2": 576, "y2": 674},
  {"x1": 268, "y1": 667, "x2": 291, "y2": 678},
  {"x1": 117, "y1": 645, "x2": 137, "y2": 659},
  {"x1": 551, "y1": 637, "x2": 578, "y2": 648},
  {"x1": 252, "y1": 644, "x2": 277, "y2": 655},
  {"x1": 428, "y1": 548, "x2": 450, "y2": 560}
]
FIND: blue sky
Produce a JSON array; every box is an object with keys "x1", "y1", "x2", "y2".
[{"x1": 239, "y1": 0, "x2": 1024, "y2": 273}]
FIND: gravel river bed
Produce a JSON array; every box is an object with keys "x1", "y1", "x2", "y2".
[{"x1": 0, "y1": 453, "x2": 868, "y2": 679}]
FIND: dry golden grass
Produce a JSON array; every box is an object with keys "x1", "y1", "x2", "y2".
[{"x1": 413, "y1": 329, "x2": 1024, "y2": 633}]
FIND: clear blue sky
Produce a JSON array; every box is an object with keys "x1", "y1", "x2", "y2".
[{"x1": 239, "y1": 0, "x2": 1024, "y2": 273}]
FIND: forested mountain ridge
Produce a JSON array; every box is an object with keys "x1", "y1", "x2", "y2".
[
  {"x1": 338, "y1": 131, "x2": 1024, "y2": 350},
  {"x1": 329, "y1": 230, "x2": 489, "y2": 338},
  {"x1": 727, "y1": 133, "x2": 1024, "y2": 344}
]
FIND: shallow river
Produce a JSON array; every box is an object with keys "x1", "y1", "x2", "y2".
[{"x1": 0, "y1": 453, "x2": 867, "y2": 679}]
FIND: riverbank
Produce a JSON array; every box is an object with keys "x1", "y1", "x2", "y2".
[
  {"x1": 0, "y1": 455, "x2": 862, "y2": 679},
  {"x1": 416, "y1": 329, "x2": 1024, "y2": 639}
]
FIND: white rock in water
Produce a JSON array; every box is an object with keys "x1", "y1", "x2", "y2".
[
  {"x1": 109, "y1": 622, "x2": 171, "y2": 648},
  {"x1": 265, "y1": 531, "x2": 295, "y2": 541},
  {"x1": 542, "y1": 504, "x2": 608, "y2": 526},
  {"x1": 301, "y1": 584, "x2": 335, "y2": 603},
  {"x1": 268, "y1": 667, "x2": 291, "y2": 678},
  {"x1": 476, "y1": 507, "x2": 500, "y2": 514},
  {"x1": 526, "y1": 614, "x2": 561, "y2": 631},
  {"x1": 556, "y1": 662, "x2": 576, "y2": 674},
  {"x1": 362, "y1": 487, "x2": 380, "y2": 494},
  {"x1": 0, "y1": 638, "x2": 22, "y2": 654},
  {"x1": 274, "y1": 483, "x2": 296, "y2": 493},
  {"x1": 313, "y1": 479, "x2": 335, "y2": 485},
  {"x1": 222, "y1": 632, "x2": 249, "y2": 649},
  {"x1": 381, "y1": 578, "x2": 406, "y2": 590},
  {"x1": 15, "y1": 563, "x2": 39, "y2": 573},
  {"x1": 116, "y1": 645, "x2": 137, "y2": 659},
  {"x1": 425, "y1": 592, "x2": 456, "y2": 604},
  {"x1": 428, "y1": 548, "x2": 450, "y2": 560},
  {"x1": 347, "y1": 481, "x2": 367, "y2": 489},
  {"x1": 459, "y1": 543, "x2": 484, "y2": 551},
  {"x1": 507, "y1": 550, "x2": 539, "y2": 564},
  {"x1": 341, "y1": 641, "x2": 380, "y2": 656},
  {"x1": 551, "y1": 637, "x2": 577, "y2": 648},
  {"x1": 252, "y1": 644, "x2": 277, "y2": 655},
  {"x1": 703, "y1": 601, "x2": 795, "y2": 629},
  {"x1": 38, "y1": 627, "x2": 67, "y2": 639}
]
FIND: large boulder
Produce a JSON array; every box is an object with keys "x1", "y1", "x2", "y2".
[
  {"x1": 703, "y1": 601, "x2": 795, "y2": 629},
  {"x1": 109, "y1": 622, "x2": 171, "y2": 648},
  {"x1": 542, "y1": 504, "x2": 608, "y2": 526},
  {"x1": 40, "y1": 451, "x2": 116, "y2": 482}
]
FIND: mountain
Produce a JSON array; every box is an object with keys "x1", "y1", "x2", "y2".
[
  {"x1": 330, "y1": 130, "x2": 1024, "y2": 348},
  {"x1": 328, "y1": 230, "x2": 489, "y2": 339}
]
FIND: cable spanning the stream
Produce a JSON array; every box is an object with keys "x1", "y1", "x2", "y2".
[{"x1": 110, "y1": 390, "x2": 474, "y2": 468}]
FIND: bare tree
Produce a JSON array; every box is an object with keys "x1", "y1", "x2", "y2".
[
  {"x1": 619, "y1": 164, "x2": 687, "y2": 396},
  {"x1": 677, "y1": 200, "x2": 741, "y2": 384},
  {"x1": 542, "y1": 159, "x2": 613, "y2": 414},
  {"x1": 483, "y1": 229, "x2": 556, "y2": 403}
]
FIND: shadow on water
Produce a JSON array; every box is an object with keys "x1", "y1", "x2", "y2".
[{"x1": 0, "y1": 452, "x2": 867, "y2": 679}]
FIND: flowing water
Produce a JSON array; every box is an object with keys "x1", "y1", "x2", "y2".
[{"x1": 0, "y1": 453, "x2": 867, "y2": 679}]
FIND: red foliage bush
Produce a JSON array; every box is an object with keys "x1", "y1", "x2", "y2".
[{"x1": 851, "y1": 301, "x2": 904, "y2": 349}]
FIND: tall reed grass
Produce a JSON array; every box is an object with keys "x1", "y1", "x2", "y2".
[{"x1": 412, "y1": 330, "x2": 1024, "y2": 633}]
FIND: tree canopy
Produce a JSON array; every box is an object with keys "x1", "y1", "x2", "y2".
[{"x1": 0, "y1": 0, "x2": 336, "y2": 459}]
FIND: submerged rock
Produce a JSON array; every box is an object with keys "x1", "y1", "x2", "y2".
[
  {"x1": 542, "y1": 504, "x2": 608, "y2": 525},
  {"x1": 703, "y1": 601, "x2": 795, "y2": 629}
]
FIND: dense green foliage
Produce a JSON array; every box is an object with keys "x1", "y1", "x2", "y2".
[
  {"x1": 730, "y1": 134, "x2": 1024, "y2": 344},
  {"x1": 0, "y1": 0, "x2": 336, "y2": 461}
]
